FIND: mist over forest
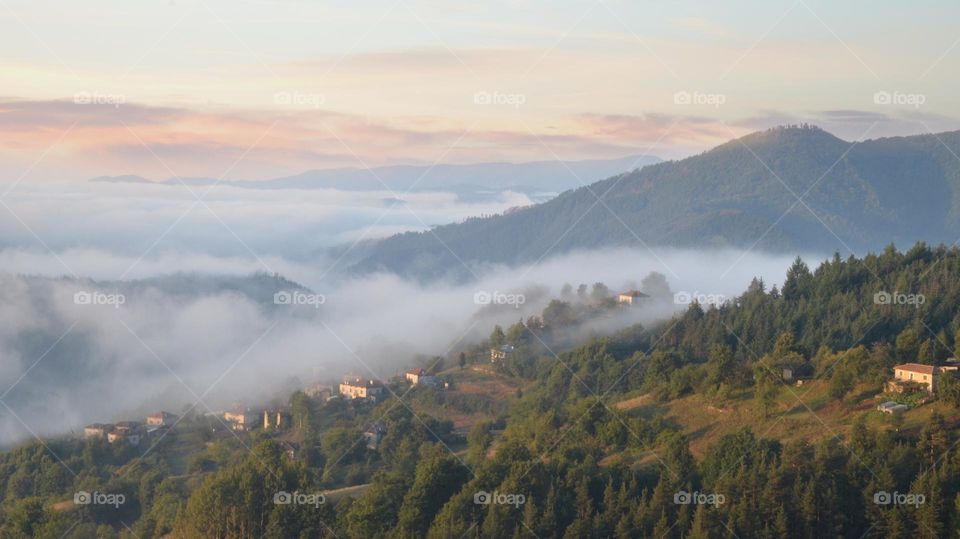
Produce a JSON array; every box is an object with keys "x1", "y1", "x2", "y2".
[{"x1": 0, "y1": 238, "x2": 808, "y2": 444}]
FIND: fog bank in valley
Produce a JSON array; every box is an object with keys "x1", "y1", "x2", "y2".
[{"x1": 0, "y1": 246, "x2": 819, "y2": 445}]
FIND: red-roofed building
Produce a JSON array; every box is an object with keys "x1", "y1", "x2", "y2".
[
  {"x1": 339, "y1": 377, "x2": 384, "y2": 400},
  {"x1": 888, "y1": 363, "x2": 957, "y2": 393},
  {"x1": 146, "y1": 411, "x2": 178, "y2": 427}
]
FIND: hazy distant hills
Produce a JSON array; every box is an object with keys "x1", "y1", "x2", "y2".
[
  {"x1": 352, "y1": 126, "x2": 960, "y2": 280},
  {"x1": 91, "y1": 154, "x2": 661, "y2": 199}
]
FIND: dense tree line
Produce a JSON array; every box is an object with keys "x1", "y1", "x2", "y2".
[{"x1": 4, "y1": 243, "x2": 960, "y2": 537}]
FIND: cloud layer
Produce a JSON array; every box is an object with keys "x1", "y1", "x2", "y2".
[{"x1": 0, "y1": 246, "x2": 812, "y2": 445}]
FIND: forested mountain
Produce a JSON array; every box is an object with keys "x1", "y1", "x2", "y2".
[
  {"x1": 353, "y1": 126, "x2": 960, "y2": 280},
  {"x1": 6, "y1": 243, "x2": 960, "y2": 538}
]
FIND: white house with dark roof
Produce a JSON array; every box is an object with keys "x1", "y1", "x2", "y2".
[{"x1": 617, "y1": 290, "x2": 649, "y2": 305}]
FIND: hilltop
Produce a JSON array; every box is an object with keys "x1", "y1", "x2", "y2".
[{"x1": 353, "y1": 126, "x2": 960, "y2": 280}]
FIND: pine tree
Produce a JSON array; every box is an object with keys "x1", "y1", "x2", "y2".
[
  {"x1": 688, "y1": 503, "x2": 710, "y2": 539},
  {"x1": 774, "y1": 504, "x2": 789, "y2": 538},
  {"x1": 537, "y1": 485, "x2": 559, "y2": 536},
  {"x1": 650, "y1": 511, "x2": 671, "y2": 538},
  {"x1": 914, "y1": 474, "x2": 943, "y2": 539}
]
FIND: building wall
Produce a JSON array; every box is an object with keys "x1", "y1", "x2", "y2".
[
  {"x1": 339, "y1": 383, "x2": 368, "y2": 398},
  {"x1": 894, "y1": 369, "x2": 935, "y2": 391}
]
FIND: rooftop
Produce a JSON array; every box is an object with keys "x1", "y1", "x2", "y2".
[
  {"x1": 894, "y1": 363, "x2": 937, "y2": 375},
  {"x1": 342, "y1": 377, "x2": 383, "y2": 388}
]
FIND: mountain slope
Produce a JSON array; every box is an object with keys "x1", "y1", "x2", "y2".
[{"x1": 352, "y1": 126, "x2": 960, "y2": 279}]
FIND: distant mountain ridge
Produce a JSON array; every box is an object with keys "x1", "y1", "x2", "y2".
[
  {"x1": 91, "y1": 154, "x2": 661, "y2": 198},
  {"x1": 351, "y1": 125, "x2": 960, "y2": 280}
]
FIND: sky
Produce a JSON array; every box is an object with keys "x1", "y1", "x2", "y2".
[{"x1": 2, "y1": 0, "x2": 960, "y2": 181}]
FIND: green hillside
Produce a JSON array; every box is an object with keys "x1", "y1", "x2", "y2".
[
  {"x1": 6, "y1": 243, "x2": 960, "y2": 537},
  {"x1": 354, "y1": 126, "x2": 960, "y2": 280}
]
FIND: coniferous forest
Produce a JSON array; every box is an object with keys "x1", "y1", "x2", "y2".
[{"x1": 4, "y1": 243, "x2": 960, "y2": 538}]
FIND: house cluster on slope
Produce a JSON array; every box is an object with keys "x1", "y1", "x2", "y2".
[
  {"x1": 222, "y1": 407, "x2": 288, "y2": 432},
  {"x1": 338, "y1": 376, "x2": 385, "y2": 401},
  {"x1": 83, "y1": 411, "x2": 178, "y2": 446},
  {"x1": 335, "y1": 369, "x2": 450, "y2": 402}
]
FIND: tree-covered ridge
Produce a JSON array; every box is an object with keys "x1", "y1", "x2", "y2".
[
  {"x1": 616, "y1": 242, "x2": 960, "y2": 376},
  {"x1": 353, "y1": 126, "x2": 960, "y2": 280},
  {"x1": 4, "y1": 242, "x2": 960, "y2": 537}
]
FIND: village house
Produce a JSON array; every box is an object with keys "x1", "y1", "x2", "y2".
[
  {"x1": 83, "y1": 423, "x2": 113, "y2": 439},
  {"x1": 887, "y1": 363, "x2": 957, "y2": 393},
  {"x1": 405, "y1": 368, "x2": 426, "y2": 385},
  {"x1": 107, "y1": 430, "x2": 142, "y2": 445},
  {"x1": 781, "y1": 363, "x2": 813, "y2": 384},
  {"x1": 263, "y1": 409, "x2": 286, "y2": 429},
  {"x1": 224, "y1": 408, "x2": 256, "y2": 431},
  {"x1": 146, "y1": 411, "x2": 178, "y2": 427},
  {"x1": 404, "y1": 368, "x2": 442, "y2": 388},
  {"x1": 108, "y1": 421, "x2": 144, "y2": 445},
  {"x1": 339, "y1": 377, "x2": 384, "y2": 400},
  {"x1": 490, "y1": 344, "x2": 515, "y2": 362},
  {"x1": 304, "y1": 383, "x2": 332, "y2": 400},
  {"x1": 363, "y1": 422, "x2": 388, "y2": 450},
  {"x1": 417, "y1": 375, "x2": 441, "y2": 388},
  {"x1": 617, "y1": 290, "x2": 649, "y2": 305}
]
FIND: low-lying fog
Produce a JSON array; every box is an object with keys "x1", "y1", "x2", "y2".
[
  {"x1": 0, "y1": 247, "x2": 819, "y2": 445},
  {"x1": 0, "y1": 180, "x2": 825, "y2": 445}
]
